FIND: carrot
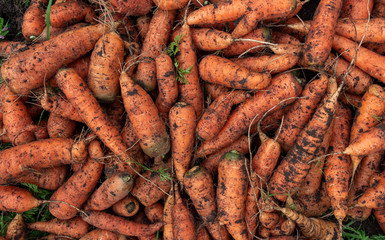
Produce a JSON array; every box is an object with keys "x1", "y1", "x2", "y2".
[
  {"x1": 47, "y1": 113, "x2": 76, "y2": 138},
  {"x1": 232, "y1": 54, "x2": 299, "y2": 74},
  {"x1": 169, "y1": 102, "x2": 196, "y2": 182},
  {"x1": 279, "y1": 17, "x2": 311, "y2": 41},
  {"x1": 120, "y1": 71, "x2": 170, "y2": 158},
  {"x1": 199, "y1": 54, "x2": 271, "y2": 90},
  {"x1": 2, "y1": 85, "x2": 36, "y2": 146},
  {"x1": 6, "y1": 214, "x2": 27, "y2": 240},
  {"x1": 324, "y1": 53, "x2": 372, "y2": 95},
  {"x1": 222, "y1": 27, "x2": 271, "y2": 57},
  {"x1": 349, "y1": 84, "x2": 385, "y2": 173},
  {"x1": 373, "y1": 0, "x2": 385, "y2": 17},
  {"x1": 0, "y1": 41, "x2": 27, "y2": 57},
  {"x1": 259, "y1": 211, "x2": 281, "y2": 229},
  {"x1": 88, "y1": 32, "x2": 124, "y2": 102},
  {"x1": 363, "y1": 41, "x2": 385, "y2": 55},
  {"x1": 271, "y1": 31, "x2": 302, "y2": 45},
  {"x1": 356, "y1": 172, "x2": 385, "y2": 208},
  {"x1": 186, "y1": 0, "x2": 247, "y2": 26},
  {"x1": 0, "y1": 185, "x2": 44, "y2": 213},
  {"x1": 204, "y1": 83, "x2": 231, "y2": 101},
  {"x1": 1, "y1": 23, "x2": 112, "y2": 95},
  {"x1": 130, "y1": 163, "x2": 172, "y2": 206},
  {"x1": 136, "y1": 15, "x2": 151, "y2": 41},
  {"x1": 49, "y1": 140, "x2": 104, "y2": 219},
  {"x1": 347, "y1": 151, "x2": 383, "y2": 220},
  {"x1": 49, "y1": 0, "x2": 95, "y2": 28},
  {"x1": 22, "y1": 0, "x2": 47, "y2": 40},
  {"x1": 172, "y1": 184, "x2": 196, "y2": 240},
  {"x1": 340, "y1": 0, "x2": 374, "y2": 19},
  {"x1": 172, "y1": 23, "x2": 204, "y2": 117},
  {"x1": 196, "y1": 91, "x2": 250, "y2": 141},
  {"x1": 300, "y1": 0, "x2": 343, "y2": 67},
  {"x1": 332, "y1": 34, "x2": 385, "y2": 84},
  {"x1": 269, "y1": 81, "x2": 342, "y2": 202},
  {"x1": 196, "y1": 72, "x2": 302, "y2": 158},
  {"x1": 104, "y1": 97, "x2": 125, "y2": 130},
  {"x1": 191, "y1": 27, "x2": 235, "y2": 51},
  {"x1": 268, "y1": 43, "x2": 302, "y2": 56},
  {"x1": 335, "y1": 18, "x2": 385, "y2": 43},
  {"x1": 39, "y1": 93, "x2": 83, "y2": 123},
  {"x1": 0, "y1": 138, "x2": 87, "y2": 182},
  {"x1": 112, "y1": 195, "x2": 140, "y2": 217},
  {"x1": 278, "y1": 207, "x2": 340, "y2": 240},
  {"x1": 153, "y1": 0, "x2": 189, "y2": 10},
  {"x1": 56, "y1": 68, "x2": 133, "y2": 167},
  {"x1": 121, "y1": 117, "x2": 142, "y2": 157},
  {"x1": 163, "y1": 188, "x2": 174, "y2": 240},
  {"x1": 28, "y1": 217, "x2": 89, "y2": 238},
  {"x1": 135, "y1": 9, "x2": 176, "y2": 91},
  {"x1": 5, "y1": 166, "x2": 68, "y2": 190},
  {"x1": 79, "y1": 229, "x2": 126, "y2": 240},
  {"x1": 276, "y1": 74, "x2": 329, "y2": 152},
  {"x1": 196, "y1": 226, "x2": 211, "y2": 240},
  {"x1": 144, "y1": 203, "x2": 164, "y2": 223},
  {"x1": 155, "y1": 53, "x2": 178, "y2": 117},
  {"x1": 374, "y1": 207, "x2": 385, "y2": 234},
  {"x1": 339, "y1": 91, "x2": 362, "y2": 108},
  {"x1": 85, "y1": 172, "x2": 134, "y2": 211},
  {"x1": 108, "y1": 0, "x2": 153, "y2": 16},
  {"x1": 217, "y1": 151, "x2": 248, "y2": 240},
  {"x1": 324, "y1": 102, "x2": 352, "y2": 224},
  {"x1": 184, "y1": 166, "x2": 231, "y2": 240}
]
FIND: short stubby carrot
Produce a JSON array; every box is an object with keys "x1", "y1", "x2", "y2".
[
  {"x1": 199, "y1": 55, "x2": 271, "y2": 90},
  {"x1": 0, "y1": 185, "x2": 43, "y2": 213},
  {"x1": 6, "y1": 214, "x2": 27, "y2": 240},
  {"x1": 192, "y1": 28, "x2": 235, "y2": 51},
  {"x1": 120, "y1": 72, "x2": 170, "y2": 158},
  {"x1": 22, "y1": 0, "x2": 47, "y2": 40},
  {"x1": 196, "y1": 72, "x2": 302, "y2": 158},
  {"x1": 1, "y1": 23, "x2": 110, "y2": 95},
  {"x1": 112, "y1": 196, "x2": 140, "y2": 217},
  {"x1": 300, "y1": 0, "x2": 344, "y2": 67}
]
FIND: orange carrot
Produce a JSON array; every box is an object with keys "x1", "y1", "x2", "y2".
[
  {"x1": 192, "y1": 28, "x2": 235, "y2": 51},
  {"x1": 135, "y1": 9, "x2": 176, "y2": 91},
  {"x1": 79, "y1": 229, "x2": 126, "y2": 240},
  {"x1": 49, "y1": 0, "x2": 95, "y2": 28},
  {"x1": 196, "y1": 91, "x2": 250, "y2": 141},
  {"x1": 339, "y1": 91, "x2": 362, "y2": 108},
  {"x1": 340, "y1": 0, "x2": 374, "y2": 19},
  {"x1": 108, "y1": 0, "x2": 153, "y2": 16},
  {"x1": 47, "y1": 113, "x2": 76, "y2": 138},
  {"x1": 184, "y1": 166, "x2": 231, "y2": 240},
  {"x1": 120, "y1": 72, "x2": 170, "y2": 158},
  {"x1": 1, "y1": 23, "x2": 111, "y2": 95},
  {"x1": 271, "y1": 31, "x2": 302, "y2": 45},
  {"x1": 199, "y1": 55, "x2": 271, "y2": 90},
  {"x1": 0, "y1": 41, "x2": 27, "y2": 57},
  {"x1": 85, "y1": 172, "x2": 134, "y2": 211},
  {"x1": 6, "y1": 214, "x2": 27, "y2": 240},
  {"x1": 39, "y1": 93, "x2": 83, "y2": 122},
  {"x1": 22, "y1": 0, "x2": 47, "y2": 40},
  {"x1": 163, "y1": 189, "x2": 174, "y2": 240},
  {"x1": 0, "y1": 185, "x2": 43, "y2": 213},
  {"x1": 153, "y1": 0, "x2": 189, "y2": 9},
  {"x1": 88, "y1": 32, "x2": 124, "y2": 102},
  {"x1": 356, "y1": 172, "x2": 385, "y2": 208},
  {"x1": 169, "y1": 102, "x2": 196, "y2": 182},
  {"x1": 49, "y1": 140, "x2": 104, "y2": 220},
  {"x1": 204, "y1": 83, "x2": 231, "y2": 101},
  {"x1": 374, "y1": 207, "x2": 385, "y2": 234},
  {"x1": 130, "y1": 163, "x2": 171, "y2": 206},
  {"x1": 217, "y1": 150, "x2": 248, "y2": 240},
  {"x1": 300, "y1": 0, "x2": 344, "y2": 67},
  {"x1": 136, "y1": 15, "x2": 151, "y2": 41},
  {"x1": 232, "y1": 54, "x2": 299, "y2": 74},
  {"x1": 0, "y1": 138, "x2": 87, "y2": 182},
  {"x1": 112, "y1": 195, "x2": 140, "y2": 217},
  {"x1": 28, "y1": 217, "x2": 89, "y2": 238},
  {"x1": 276, "y1": 74, "x2": 328, "y2": 152},
  {"x1": 196, "y1": 72, "x2": 302, "y2": 158},
  {"x1": 172, "y1": 184, "x2": 196, "y2": 240},
  {"x1": 269, "y1": 81, "x2": 342, "y2": 202},
  {"x1": 335, "y1": 18, "x2": 385, "y2": 43},
  {"x1": 145, "y1": 203, "x2": 164, "y2": 223}
]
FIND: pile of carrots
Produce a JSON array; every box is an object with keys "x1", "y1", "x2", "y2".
[{"x1": 1, "y1": 0, "x2": 385, "y2": 239}]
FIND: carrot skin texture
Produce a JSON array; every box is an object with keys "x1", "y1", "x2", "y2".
[
  {"x1": 340, "y1": 0, "x2": 374, "y2": 19},
  {"x1": 0, "y1": 41, "x2": 27, "y2": 57},
  {"x1": 196, "y1": 72, "x2": 302, "y2": 158},
  {"x1": 153, "y1": 0, "x2": 189, "y2": 10},
  {"x1": 217, "y1": 151, "x2": 248, "y2": 240},
  {"x1": 172, "y1": 185, "x2": 196, "y2": 240},
  {"x1": 56, "y1": 68, "x2": 131, "y2": 166},
  {"x1": 173, "y1": 24, "x2": 204, "y2": 118},
  {"x1": 232, "y1": 54, "x2": 299, "y2": 74},
  {"x1": 276, "y1": 74, "x2": 328, "y2": 152},
  {"x1": 0, "y1": 138, "x2": 87, "y2": 182},
  {"x1": 191, "y1": 28, "x2": 234, "y2": 51},
  {"x1": 199, "y1": 55, "x2": 271, "y2": 90},
  {"x1": 163, "y1": 189, "x2": 174, "y2": 240},
  {"x1": 112, "y1": 195, "x2": 140, "y2": 217},
  {"x1": 27, "y1": 217, "x2": 89, "y2": 238},
  {"x1": 39, "y1": 93, "x2": 84, "y2": 122},
  {"x1": 22, "y1": 0, "x2": 46, "y2": 40},
  {"x1": 135, "y1": 10, "x2": 176, "y2": 92},
  {"x1": 374, "y1": 207, "x2": 385, "y2": 234},
  {"x1": 269, "y1": 80, "x2": 341, "y2": 202},
  {"x1": 335, "y1": 18, "x2": 385, "y2": 43},
  {"x1": 49, "y1": 141, "x2": 104, "y2": 220},
  {"x1": 169, "y1": 102, "x2": 196, "y2": 182},
  {"x1": 109, "y1": 0, "x2": 153, "y2": 16},
  {"x1": 0, "y1": 186, "x2": 42, "y2": 213},
  {"x1": 6, "y1": 214, "x2": 27, "y2": 240},
  {"x1": 88, "y1": 32, "x2": 124, "y2": 103},
  {"x1": 301, "y1": 0, "x2": 343, "y2": 67},
  {"x1": 49, "y1": 0, "x2": 96, "y2": 28},
  {"x1": 79, "y1": 229, "x2": 124, "y2": 240},
  {"x1": 1, "y1": 23, "x2": 107, "y2": 95},
  {"x1": 120, "y1": 72, "x2": 170, "y2": 158},
  {"x1": 356, "y1": 172, "x2": 385, "y2": 208},
  {"x1": 333, "y1": 34, "x2": 385, "y2": 84},
  {"x1": 47, "y1": 113, "x2": 76, "y2": 138}
]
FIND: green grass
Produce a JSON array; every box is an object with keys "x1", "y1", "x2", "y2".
[{"x1": 343, "y1": 221, "x2": 385, "y2": 240}]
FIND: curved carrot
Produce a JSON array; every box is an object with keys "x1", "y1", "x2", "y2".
[{"x1": 28, "y1": 217, "x2": 89, "y2": 239}]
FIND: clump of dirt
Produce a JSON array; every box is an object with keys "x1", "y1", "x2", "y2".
[{"x1": 0, "y1": 0, "x2": 28, "y2": 41}]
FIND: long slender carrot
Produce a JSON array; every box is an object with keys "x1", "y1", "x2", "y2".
[
  {"x1": 335, "y1": 18, "x2": 385, "y2": 43},
  {"x1": 232, "y1": 54, "x2": 299, "y2": 74},
  {"x1": 163, "y1": 188, "x2": 174, "y2": 240},
  {"x1": 300, "y1": 0, "x2": 344, "y2": 67},
  {"x1": 28, "y1": 217, "x2": 89, "y2": 239},
  {"x1": 172, "y1": 184, "x2": 196, "y2": 240},
  {"x1": 196, "y1": 72, "x2": 302, "y2": 158}
]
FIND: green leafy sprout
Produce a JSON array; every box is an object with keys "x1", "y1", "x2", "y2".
[
  {"x1": 167, "y1": 34, "x2": 193, "y2": 84},
  {"x1": 342, "y1": 221, "x2": 385, "y2": 240},
  {"x1": 135, "y1": 161, "x2": 172, "y2": 182},
  {"x1": 0, "y1": 183, "x2": 54, "y2": 238},
  {"x1": 0, "y1": 17, "x2": 10, "y2": 40}
]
